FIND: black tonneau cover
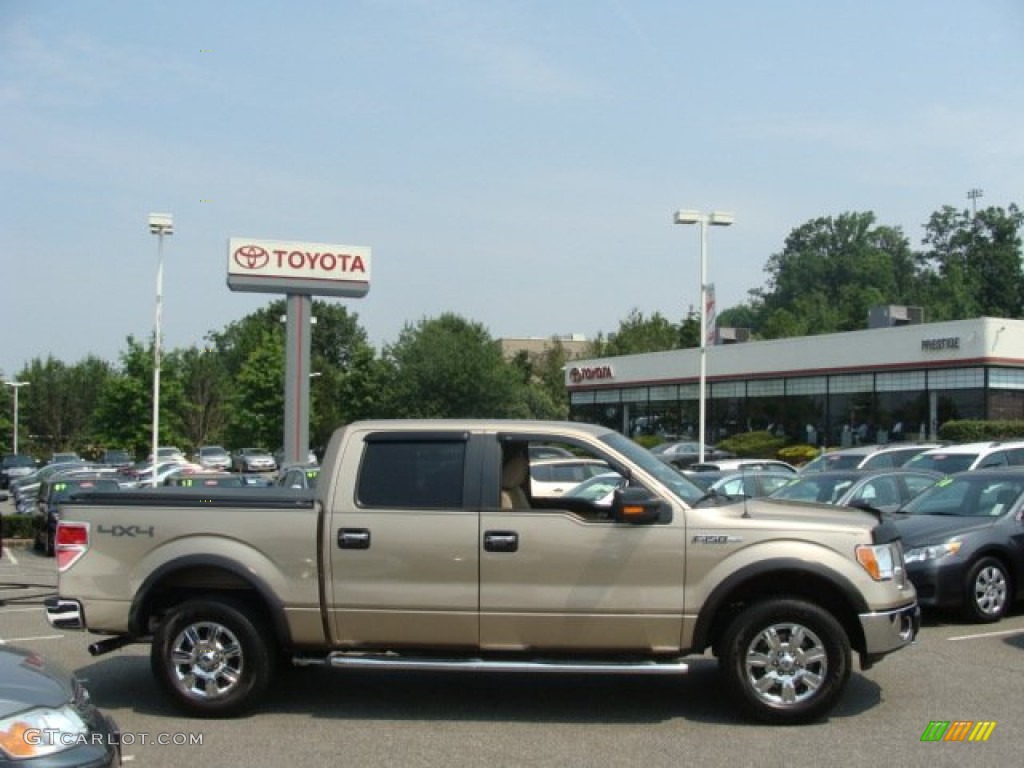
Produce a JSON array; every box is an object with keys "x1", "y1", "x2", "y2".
[{"x1": 62, "y1": 487, "x2": 315, "y2": 510}]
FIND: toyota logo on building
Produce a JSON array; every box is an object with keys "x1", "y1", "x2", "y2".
[
  {"x1": 233, "y1": 244, "x2": 270, "y2": 270},
  {"x1": 569, "y1": 365, "x2": 614, "y2": 383}
]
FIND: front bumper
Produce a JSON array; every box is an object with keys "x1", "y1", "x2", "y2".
[
  {"x1": 858, "y1": 601, "x2": 920, "y2": 668},
  {"x1": 905, "y1": 559, "x2": 969, "y2": 609}
]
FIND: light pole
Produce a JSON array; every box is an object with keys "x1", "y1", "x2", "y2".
[
  {"x1": 673, "y1": 209, "x2": 734, "y2": 462},
  {"x1": 4, "y1": 381, "x2": 29, "y2": 455},
  {"x1": 967, "y1": 188, "x2": 983, "y2": 216},
  {"x1": 148, "y1": 212, "x2": 173, "y2": 487}
]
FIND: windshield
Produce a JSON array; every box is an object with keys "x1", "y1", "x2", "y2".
[
  {"x1": 599, "y1": 432, "x2": 704, "y2": 505},
  {"x1": 899, "y1": 474, "x2": 1024, "y2": 517},
  {"x1": 802, "y1": 453, "x2": 864, "y2": 472},
  {"x1": 3, "y1": 455, "x2": 35, "y2": 468},
  {"x1": 770, "y1": 475, "x2": 856, "y2": 504},
  {"x1": 904, "y1": 453, "x2": 977, "y2": 474}
]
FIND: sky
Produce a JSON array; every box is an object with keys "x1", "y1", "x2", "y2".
[{"x1": 2, "y1": 0, "x2": 1023, "y2": 378}]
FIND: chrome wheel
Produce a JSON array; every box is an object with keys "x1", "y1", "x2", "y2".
[
  {"x1": 972, "y1": 563, "x2": 1008, "y2": 618},
  {"x1": 169, "y1": 621, "x2": 244, "y2": 700},
  {"x1": 743, "y1": 622, "x2": 827, "y2": 706}
]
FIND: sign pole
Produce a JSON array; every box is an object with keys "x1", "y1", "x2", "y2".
[{"x1": 283, "y1": 293, "x2": 313, "y2": 466}]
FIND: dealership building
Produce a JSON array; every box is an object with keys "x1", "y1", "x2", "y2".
[{"x1": 565, "y1": 316, "x2": 1024, "y2": 447}]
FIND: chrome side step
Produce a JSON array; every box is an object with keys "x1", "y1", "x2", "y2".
[{"x1": 295, "y1": 653, "x2": 689, "y2": 675}]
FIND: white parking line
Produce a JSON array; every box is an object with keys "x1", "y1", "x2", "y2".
[
  {"x1": 0, "y1": 634, "x2": 64, "y2": 644},
  {"x1": 2, "y1": 549, "x2": 19, "y2": 565},
  {"x1": 947, "y1": 627, "x2": 1024, "y2": 641}
]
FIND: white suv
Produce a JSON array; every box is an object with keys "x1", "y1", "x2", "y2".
[{"x1": 903, "y1": 441, "x2": 1024, "y2": 474}]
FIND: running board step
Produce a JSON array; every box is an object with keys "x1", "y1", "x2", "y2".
[{"x1": 312, "y1": 653, "x2": 689, "y2": 675}]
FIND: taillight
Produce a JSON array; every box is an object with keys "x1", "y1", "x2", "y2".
[{"x1": 55, "y1": 522, "x2": 89, "y2": 572}]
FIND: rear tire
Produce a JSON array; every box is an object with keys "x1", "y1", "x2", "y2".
[
  {"x1": 151, "y1": 598, "x2": 274, "y2": 717},
  {"x1": 719, "y1": 598, "x2": 851, "y2": 725}
]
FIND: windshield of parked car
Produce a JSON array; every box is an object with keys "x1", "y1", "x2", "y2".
[
  {"x1": 801, "y1": 453, "x2": 865, "y2": 472},
  {"x1": 899, "y1": 474, "x2": 1024, "y2": 517},
  {"x1": 3, "y1": 455, "x2": 35, "y2": 468},
  {"x1": 598, "y1": 432, "x2": 704, "y2": 505},
  {"x1": 903, "y1": 452, "x2": 977, "y2": 474},
  {"x1": 770, "y1": 475, "x2": 856, "y2": 505}
]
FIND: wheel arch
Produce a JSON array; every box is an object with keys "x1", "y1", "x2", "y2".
[
  {"x1": 692, "y1": 558, "x2": 869, "y2": 657},
  {"x1": 129, "y1": 554, "x2": 292, "y2": 649}
]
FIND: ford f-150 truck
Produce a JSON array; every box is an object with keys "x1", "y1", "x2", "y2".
[{"x1": 45, "y1": 420, "x2": 919, "y2": 724}]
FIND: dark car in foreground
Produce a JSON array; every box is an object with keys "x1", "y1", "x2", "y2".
[
  {"x1": 768, "y1": 468, "x2": 942, "y2": 515},
  {"x1": 33, "y1": 475, "x2": 122, "y2": 556},
  {"x1": 889, "y1": 469, "x2": 1024, "y2": 623},
  {"x1": 0, "y1": 645, "x2": 120, "y2": 766}
]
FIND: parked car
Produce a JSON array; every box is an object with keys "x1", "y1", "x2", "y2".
[
  {"x1": 165, "y1": 472, "x2": 245, "y2": 488},
  {"x1": 890, "y1": 469, "x2": 1024, "y2": 622},
  {"x1": 768, "y1": 468, "x2": 942, "y2": 515},
  {"x1": 33, "y1": 474, "x2": 122, "y2": 555},
  {"x1": 689, "y1": 458, "x2": 798, "y2": 474},
  {"x1": 12, "y1": 462, "x2": 100, "y2": 514},
  {"x1": 685, "y1": 470, "x2": 796, "y2": 500},
  {"x1": 801, "y1": 443, "x2": 941, "y2": 473},
  {"x1": 195, "y1": 445, "x2": 232, "y2": 471},
  {"x1": 278, "y1": 464, "x2": 321, "y2": 489},
  {"x1": 47, "y1": 451, "x2": 82, "y2": 465},
  {"x1": 560, "y1": 470, "x2": 626, "y2": 507},
  {"x1": 0, "y1": 645, "x2": 120, "y2": 766},
  {"x1": 233, "y1": 447, "x2": 277, "y2": 473},
  {"x1": 0, "y1": 453, "x2": 37, "y2": 489},
  {"x1": 148, "y1": 446, "x2": 186, "y2": 463},
  {"x1": 120, "y1": 461, "x2": 203, "y2": 488},
  {"x1": 527, "y1": 444, "x2": 575, "y2": 460},
  {"x1": 273, "y1": 448, "x2": 318, "y2": 467},
  {"x1": 649, "y1": 441, "x2": 735, "y2": 469},
  {"x1": 99, "y1": 448, "x2": 134, "y2": 468},
  {"x1": 903, "y1": 441, "x2": 1024, "y2": 474},
  {"x1": 528, "y1": 457, "x2": 610, "y2": 498}
]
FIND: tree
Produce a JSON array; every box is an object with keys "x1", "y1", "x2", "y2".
[
  {"x1": 383, "y1": 314, "x2": 523, "y2": 418},
  {"x1": 224, "y1": 328, "x2": 285, "y2": 449},
  {"x1": 754, "y1": 212, "x2": 914, "y2": 337},
  {"x1": 17, "y1": 355, "x2": 113, "y2": 456},
  {"x1": 588, "y1": 309, "x2": 689, "y2": 357},
  {"x1": 917, "y1": 204, "x2": 1024, "y2": 320}
]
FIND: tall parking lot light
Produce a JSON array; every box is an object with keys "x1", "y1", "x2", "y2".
[
  {"x1": 148, "y1": 212, "x2": 173, "y2": 487},
  {"x1": 672, "y1": 209, "x2": 734, "y2": 462},
  {"x1": 4, "y1": 381, "x2": 29, "y2": 455}
]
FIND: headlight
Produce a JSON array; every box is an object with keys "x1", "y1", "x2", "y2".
[
  {"x1": 905, "y1": 539, "x2": 962, "y2": 564},
  {"x1": 0, "y1": 704, "x2": 89, "y2": 758},
  {"x1": 856, "y1": 543, "x2": 903, "y2": 581}
]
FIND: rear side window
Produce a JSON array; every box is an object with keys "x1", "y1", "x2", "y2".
[{"x1": 357, "y1": 439, "x2": 466, "y2": 509}]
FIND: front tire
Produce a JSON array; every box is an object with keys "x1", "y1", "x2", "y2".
[
  {"x1": 963, "y1": 557, "x2": 1011, "y2": 623},
  {"x1": 151, "y1": 598, "x2": 274, "y2": 717},
  {"x1": 719, "y1": 598, "x2": 851, "y2": 725}
]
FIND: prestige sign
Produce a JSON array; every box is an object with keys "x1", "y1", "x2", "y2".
[{"x1": 227, "y1": 238, "x2": 371, "y2": 297}]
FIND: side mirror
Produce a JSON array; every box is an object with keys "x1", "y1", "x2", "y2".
[{"x1": 611, "y1": 487, "x2": 669, "y2": 524}]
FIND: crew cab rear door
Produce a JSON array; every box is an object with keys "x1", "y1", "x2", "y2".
[{"x1": 324, "y1": 429, "x2": 480, "y2": 648}]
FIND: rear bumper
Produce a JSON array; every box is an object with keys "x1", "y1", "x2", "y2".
[
  {"x1": 858, "y1": 601, "x2": 920, "y2": 668},
  {"x1": 45, "y1": 596, "x2": 85, "y2": 630}
]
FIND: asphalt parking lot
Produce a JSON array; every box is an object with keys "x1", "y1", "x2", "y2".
[{"x1": 2, "y1": 528, "x2": 1022, "y2": 768}]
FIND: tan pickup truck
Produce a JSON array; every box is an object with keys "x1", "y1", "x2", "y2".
[{"x1": 45, "y1": 419, "x2": 918, "y2": 724}]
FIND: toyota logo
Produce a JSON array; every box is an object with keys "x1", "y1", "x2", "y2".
[
  {"x1": 234, "y1": 245, "x2": 270, "y2": 270},
  {"x1": 569, "y1": 367, "x2": 582, "y2": 383}
]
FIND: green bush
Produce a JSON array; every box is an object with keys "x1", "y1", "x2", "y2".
[
  {"x1": 1, "y1": 514, "x2": 34, "y2": 541},
  {"x1": 939, "y1": 420, "x2": 1024, "y2": 443},
  {"x1": 717, "y1": 431, "x2": 787, "y2": 458},
  {"x1": 778, "y1": 444, "x2": 820, "y2": 466},
  {"x1": 632, "y1": 434, "x2": 663, "y2": 450}
]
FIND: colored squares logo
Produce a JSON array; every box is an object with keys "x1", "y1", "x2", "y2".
[{"x1": 921, "y1": 721, "x2": 996, "y2": 743}]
